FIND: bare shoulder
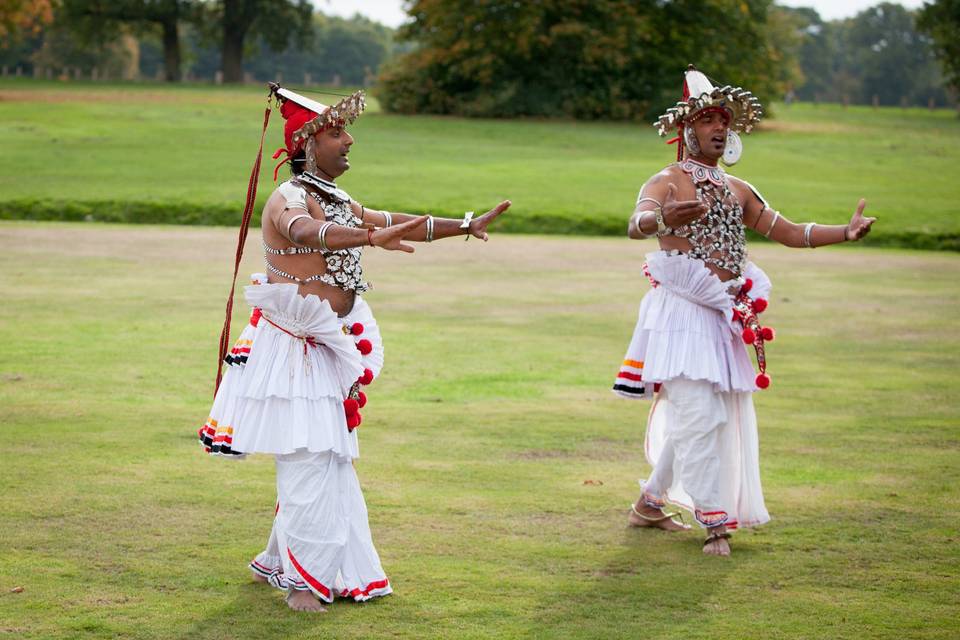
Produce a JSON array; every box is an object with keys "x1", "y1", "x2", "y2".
[
  {"x1": 650, "y1": 164, "x2": 684, "y2": 183},
  {"x1": 725, "y1": 174, "x2": 762, "y2": 207},
  {"x1": 263, "y1": 187, "x2": 286, "y2": 218},
  {"x1": 726, "y1": 173, "x2": 748, "y2": 194},
  {"x1": 641, "y1": 165, "x2": 683, "y2": 197}
]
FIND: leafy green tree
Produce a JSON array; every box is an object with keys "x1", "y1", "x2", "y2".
[
  {"x1": 0, "y1": 0, "x2": 53, "y2": 42},
  {"x1": 917, "y1": 0, "x2": 960, "y2": 92},
  {"x1": 196, "y1": 0, "x2": 312, "y2": 82},
  {"x1": 378, "y1": 0, "x2": 796, "y2": 121},
  {"x1": 847, "y1": 3, "x2": 941, "y2": 105},
  {"x1": 60, "y1": 0, "x2": 192, "y2": 81},
  {"x1": 240, "y1": 13, "x2": 393, "y2": 85}
]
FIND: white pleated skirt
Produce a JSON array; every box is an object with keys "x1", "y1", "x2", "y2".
[
  {"x1": 199, "y1": 277, "x2": 384, "y2": 461},
  {"x1": 613, "y1": 250, "x2": 772, "y2": 398}
]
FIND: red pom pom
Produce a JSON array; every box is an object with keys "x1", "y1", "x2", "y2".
[
  {"x1": 350, "y1": 322, "x2": 364, "y2": 336},
  {"x1": 347, "y1": 412, "x2": 362, "y2": 430},
  {"x1": 343, "y1": 398, "x2": 359, "y2": 417},
  {"x1": 356, "y1": 339, "x2": 373, "y2": 355},
  {"x1": 761, "y1": 326, "x2": 775, "y2": 341},
  {"x1": 742, "y1": 327, "x2": 756, "y2": 344},
  {"x1": 752, "y1": 298, "x2": 768, "y2": 314},
  {"x1": 740, "y1": 278, "x2": 753, "y2": 295},
  {"x1": 357, "y1": 391, "x2": 367, "y2": 408},
  {"x1": 359, "y1": 368, "x2": 375, "y2": 385},
  {"x1": 250, "y1": 307, "x2": 262, "y2": 327},
  {"x1": 755, "y1": 373, "x2": 771, "y2": 389}
]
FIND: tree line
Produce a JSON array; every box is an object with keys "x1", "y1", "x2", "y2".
[
  {"x1": 377, "y1": 0, "x2": 959, "y2": 119},
  {"x1": 0, "y1": 0, "x2": 394, "y2": 86},
  {"x1": 1, "y1": 0, "x2": 958, "y2": 119}
]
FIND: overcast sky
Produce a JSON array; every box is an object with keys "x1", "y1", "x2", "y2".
[{"x1": 315, "y1": 0, "x2": 929, "y2": 28}]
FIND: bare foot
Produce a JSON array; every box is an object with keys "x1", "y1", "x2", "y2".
[
  {"x1": 252, "y1": 573, "x2": 269, "y2": 584},
  {"x1": 286, "y1": 590, "x2": 327, "y2": 612},
  {"x1": 627, "y1": 502, "x2": 691, "y2": 531},
  {"x1": 702, "y1": 527, "x2": 731, "y2": 557}
]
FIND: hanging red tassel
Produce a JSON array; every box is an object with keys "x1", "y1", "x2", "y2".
[
  {"x1": 343, "y1": 398, "x2": 359, "y2": 417},
  {"x1": 347, "y1": 412, "x2": 362, "y2": 430}
]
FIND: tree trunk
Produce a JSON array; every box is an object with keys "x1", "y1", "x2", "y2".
[
  {"x1": 221, "y1": 0, "x2": 249, "y2": 83},
  {"x1": 161, "y1": 20, "x2": 181, "y2": 82}
]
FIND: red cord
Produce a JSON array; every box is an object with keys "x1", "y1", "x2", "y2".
[{"x1": 215, "y1": 91, "x2": 273, "y2": 395}]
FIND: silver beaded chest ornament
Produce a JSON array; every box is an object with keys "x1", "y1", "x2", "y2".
[{"x1": 667, "y1": 159, "x2": 746, "y2": 277}]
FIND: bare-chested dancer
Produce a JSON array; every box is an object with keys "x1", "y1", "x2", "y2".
[
  {"x1": 200, "y1": 85, "x2": 509, "y2": 611},
  {"x1": 614, "y1": 65, "x2": 874, "y2": 556}
]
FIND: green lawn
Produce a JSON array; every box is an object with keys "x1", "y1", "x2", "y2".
[
  {"x1": 0, "y1": 222, "x2": 957, "y2": 638},
  {"x1": 1, "y1": 79, "x2": 958, "y2": 248}
]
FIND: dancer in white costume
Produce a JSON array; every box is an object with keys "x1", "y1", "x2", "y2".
[
  {"x1": 614, "y1": 65, "x2": 875, "y2": 556},
  {"x1": 200, "y1": 84, "x2": 510, "y2": 611}
]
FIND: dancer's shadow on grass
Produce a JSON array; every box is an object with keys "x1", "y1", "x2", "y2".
[{"x1": 516, "y1": 506, "x2": 768, "y2": 639}]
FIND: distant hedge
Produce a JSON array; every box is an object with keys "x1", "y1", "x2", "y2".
[
  {"x1": 2, "y1": 199, "x2": 956, "y2": 252},
  {"x1": 0, "y1": 199, "x2": 259, "y2": 227}
]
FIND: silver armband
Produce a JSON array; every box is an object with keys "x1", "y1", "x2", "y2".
[
  {"x1": 286, "y1": 213, "x2": 312, "y2": 237},
  {"x1": 634, "y1": 197, "x2": 662, "y2": 238},
  {"x1": 382, "y1": 211, "x2": 393, "y2": 228},
  {"x1": 803, "y1": 222, "x2": 815, "y2": 248},
  {"x1": 763, "y1": 210, "x2": 781, "y2": 239},
  {"x1": 318, "y1": 221, "x2": 334, "y2": 252},
  {"x1": 425, "y1": 215, "x2": 435, "y2": 243},
  {"x1": 634, "y1": 212, "x2": 654, "y2": 238}
]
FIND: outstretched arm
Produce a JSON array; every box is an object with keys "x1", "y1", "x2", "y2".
[
  {"x1": 273, "y1": 199, "x2": 428, "y2": 253},
  {"x1": 737, "y1": 180, "x2": 876, "y2": 248},
  {"x1": 352, "y1": 200, "x2": 511, "y2": 242}
]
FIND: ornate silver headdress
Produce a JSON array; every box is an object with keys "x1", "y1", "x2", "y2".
[{"x1": 654, "y1": 65, "x2": 763, "y2": 137}]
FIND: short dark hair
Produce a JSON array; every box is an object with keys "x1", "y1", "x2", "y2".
[{"x1": 290, "y1": 149, "x2": 306, "y2": 175}]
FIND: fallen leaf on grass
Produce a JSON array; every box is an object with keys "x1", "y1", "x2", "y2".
[
  {"x1": 582, "y1": 479, "x2": 603, "y2": 486},
  {"x1": 9, "y1": 587, "x2": 23, "y2": 593}
]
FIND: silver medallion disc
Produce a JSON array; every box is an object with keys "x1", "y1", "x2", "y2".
[{"x1": 722, "y1": 130, "x2": 742, "y2": 166}]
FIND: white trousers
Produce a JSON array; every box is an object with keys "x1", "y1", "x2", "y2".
[
  {"x1": 642, "y1": 378, "x2": 770, "y2": 530},
  {"x1": 249, "y1": 449, "x2": 392, "y2": 602}
]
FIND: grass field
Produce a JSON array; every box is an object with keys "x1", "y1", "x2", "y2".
[
  {"x1": 1, "y1": 221, "x2": 958, "y2": 638},
  {"x1": 1, "y1": 79, "x2": 958, "y2": 249}
]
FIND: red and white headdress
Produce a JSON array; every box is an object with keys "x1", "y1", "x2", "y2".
[{"x1": 269, "y1": 84, "x2": 366, "y2": 180}]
